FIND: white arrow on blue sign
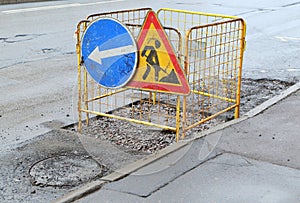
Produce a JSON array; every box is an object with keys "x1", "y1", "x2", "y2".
[{"x1": 81, "y1": 17, "x2": 138, "y2": 89}]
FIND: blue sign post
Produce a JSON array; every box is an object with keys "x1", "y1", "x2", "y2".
[{"x1": 81, "y1": 18, "x2": 138, "y2": 89}]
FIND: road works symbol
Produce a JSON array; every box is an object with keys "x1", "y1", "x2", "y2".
[
  {"x1": 81, "y1": 17, "x2": 138, "y2": 89},
  {"x1": 127, "y1": 11, "x2": 190, "y2": 95}
]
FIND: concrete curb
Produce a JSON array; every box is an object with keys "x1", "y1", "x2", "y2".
[
  {"x1": 54, "y1": 82, "x2": 300, "y2": 202},
  {"x1": 53, "y1": 180, "x2": 107, "y2": 203},
  {"x1": 100, "y1": 140, "x2": 189, "y2": 182}
]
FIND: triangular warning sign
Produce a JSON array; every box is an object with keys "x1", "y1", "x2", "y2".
[{"x1": 127, "y1": 11, "x2": 190, "y2": 95}]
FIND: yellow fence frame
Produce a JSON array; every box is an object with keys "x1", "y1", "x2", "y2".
[{"x1": 76, "y1": 8, "x2": 246, "y2": 141}]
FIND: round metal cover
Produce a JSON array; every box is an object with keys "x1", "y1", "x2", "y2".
[{"x1": 29, "y1": 155, "x2": 107, "y2": 187}]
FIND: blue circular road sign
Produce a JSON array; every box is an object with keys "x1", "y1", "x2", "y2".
[{"x1": 81, "y1": 18, "x2": 138, "y2": 89}]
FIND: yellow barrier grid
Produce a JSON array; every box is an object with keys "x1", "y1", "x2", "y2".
[{"x1": 76, "y1": 8, "x2": 246, "y2": 141}]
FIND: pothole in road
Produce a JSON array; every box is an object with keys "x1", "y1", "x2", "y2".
[
  {"x1": 1, "y1": 33, "x2": 46, "y2": 43},
  {"x1": 41, "y1": 48, "x2": 57, "y2": 53},
  {"x1": 29, "y1": 155, "x2": 108, "y2": 188}
]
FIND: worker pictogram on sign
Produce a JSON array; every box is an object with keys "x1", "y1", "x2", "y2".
[{"x1": 127, "y1": 11, "x2": 190, "y2": 95}]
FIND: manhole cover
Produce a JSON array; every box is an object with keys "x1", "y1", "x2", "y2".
[{"x1": 29, "y1": 155, "x2": 107, "y2": 187}]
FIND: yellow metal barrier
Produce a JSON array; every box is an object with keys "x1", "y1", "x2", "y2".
[
  {"x1": 76, "y1": 8, "x2": 246, "y2": 140},
  {"x1": 157, "y1": 8, "x2": 246, "y2": 138}
]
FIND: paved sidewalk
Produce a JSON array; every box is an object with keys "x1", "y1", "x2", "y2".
[{"x1": 56, "y1": 83, "x2": 300, "y2": 203}]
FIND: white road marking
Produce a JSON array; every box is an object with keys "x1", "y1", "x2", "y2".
[
  {"x1": 88, "y1": 45, "x2": 136, "y2": 64},
  {"x1": 275, "y1": 36, "x2": 300, "y2": 42},
  {"x1": 2, "y1": 0, "x2": 124, "y2": 14},
  {"x1": 287, "y1": 68, "x2": 300, "y2": 72}
]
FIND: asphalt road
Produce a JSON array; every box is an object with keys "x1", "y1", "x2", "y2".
[
  {"x1": 1, "y1": 0, "x2": 300, "y2": 77},
  {"x1": 1, "y1": 0, "x2": 300, "y2": 148},
  {"x1": 0, "y1": 0, "x2": 299, "y2": 202}
]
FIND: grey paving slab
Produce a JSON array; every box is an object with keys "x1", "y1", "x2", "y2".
[
  {"x1": 215, "y1": 90, "x2": 300, "y2": 169},
  {"x1": 102, "y1": 138, "x2": 221, "y2": 197},
  {"x1": 79, "y1": 153, "x2": 300, "y2": 203},
  {"x1": 150, "y1": 153, "x2": 300, "y2": 203},
  {"x1": 76, "y1": 189, "x2": 143, "y2": 203}
]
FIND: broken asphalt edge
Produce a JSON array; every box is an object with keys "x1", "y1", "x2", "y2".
[
  {"x1": 244, "y1": 82, "x2": 300, "y2": 118},
  {"x1": 53, "y1": 82, "x2": 300, "y2": 203}
]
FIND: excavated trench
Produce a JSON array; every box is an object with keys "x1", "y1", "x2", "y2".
[{"x1": 71, "y1": 78, "x2": 295, "y2": 154}]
